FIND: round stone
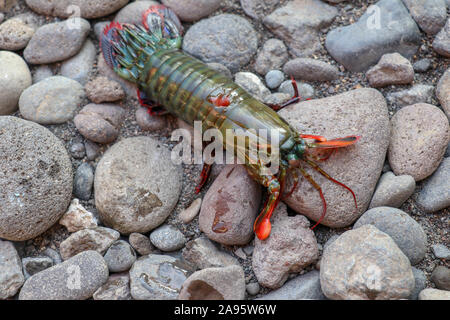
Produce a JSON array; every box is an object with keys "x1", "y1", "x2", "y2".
[
  {"x1": 265, "y1": 70, "x2": 284, "y2": 89},
  {"x1": 254, "y1": 38, "x2": 288, "y2": 76},
  {"x1": 149, "y1": 224, "x2": 187, "y2": 252},
  {"x1": 388, "y1": 103, "x2": 449, "y2": 181},
  {"x1": 114, "y1": 1, "x2": 159, "y2": 25},
  {"x1": 0, "y1": 116, "x2": 73, "y2": 241},
  {"x1": 103, "y1": 240, "x2": 137, "y2": 273},
  {"x1": 368, "y1": 171, "x2": 416, "y2": 209},
  {"x1": 60, "y1": 39, "x2": 96, "y2": 85},
  {"x1": 85, "y1": 76, "x2": 125, "y2": 104},
  {"x1": 283, "y1": 58, "x2": 339, "y2": 82},
  {"x1": 0, "y1": 51, "x2": 32, "y2": 115},
  {"x1": 162, "y1": 0, "x2": 221, "y2": 22},
  {"x1": 135, "y1": 107, "x2": 167, "y2": 132},
  {"x1": 129, "y1": 233, "x2": 154, "y2": 256},
  {"x1": 95, "y1": 136, "x2": 183, "y2": 234},
  {"x1": 73, "y1": 162, "x2": 94, "y2": 201},
  {"x1": 0, "y1": 17, "x2": 35, "y2": 50}
]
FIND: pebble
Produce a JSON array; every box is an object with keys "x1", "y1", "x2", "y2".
[
  {"x1": 413, "y1": 58, "x2": 432, "y2": 73},
  {"x1": 265, "y1": 70, "x2": 284, "y2": 89},
  {"x1": 0, "y1": 51, "x2": 32, "y2": 115},
  {"x1": 129, "y1": 233, "x2": 154, "y2": 256},
  {"x1": 257, "y1": 270, "x2": 326, "y2": 300},
  {"x1": 369, "y1": 171, "x2": 416, "y2": 209},
  {"x1": 252, "y1": 203, "x2": 319, "y2": 289},
  {"x1": 433, "y1": 18, "x2": 450, "y2": 57},
  {"x1": 254, "y1": 39, "x2": 288, "y2": 76},
  {"x1": 19, "y1": 76, "x2": 85, "y2": 124},
  {"x1": 199, "y1": 164, "x2": 261, "y2": 245},
  {"x1": 431, "y1": 266, "x2": 450, "y2": 290},
  {"x1": 129, "y1": 254, "x2": 192, "y2": 300},
  {"x1": 0, "y1": 17, "x2": 35, "y2": 50},
  {"x1": 235, "y1": 72, "x2": 270, "y2": 101},
  {"x1": 149, "y1": 224, "x2": 187, "y2": 252},
  {"x1": 283, "y1": 58, "x2": 339, "y2": 82},
  {"x1": 240, "y1": 0, "x2": 280, "y2": 20},
  {"x1": 182, "y1": 237, "x2": 239, "y2": 270},
  {"x1": 263, "y1": 0, "x2": 337, "y2": 57},
  {"x1": 25, "y1": 0, "x2": 130, "y2": 19},
  {"x1": 24, "y1": 18, "x2": 90, "y2": 64},
  {"x1": 365, "y1": 53, "x2": 414, "y2": 88},
  {"x1": 246, "y1": 282, "x2": 260, "y2": 296},
  {"x1": 59, "y1": 199, "x2": 98, "y2": 232},
  {"x1": 69, "y1": 142, "x2": 86, "y2": 159},
  {"x1": 103, "y1": 240, "x2": 137, "y2": 273},
  {"x1": 135, "y1": 107, "x2": 167, "y2": 132},
  {"x1": 403, "y1": 0, "x2": 447, "y2": 35},
  {"x1": 95, "y1": 136, "x2": 182, "y2": 234},
  {"x1": 206, "y1": 62, "x2": 232, "y2": 78},
  {"x1": 19, "y1": 251, "x2": 109, "y2": 300},
  {"x1": 93, "y1": 273, "x2": 132, "y2": 300},
  {"x1": 73, "y1": 163, "x2": 94, "y2": 201},
  {"x1": 263, "y1": 92, "x2": 291, "y2": 106},
  {"x1": 85, "y1": 76, "x2": 125, "y2": 104},
  {"x1": 74, "y1": 103, "x2": 125, "y2": 144},
  {"x1": 182, "y1": 14, "x2": 258, "y2": 73},
  {"x1": 0, "y1": 116, "x2": 73, "y2": 241},
  {"x1": 432, "y1": 244, "x2": 450, "y2": 260},
  {"x1": 22, "y1": 256, "x2": 53, "y2": 278},
  {"x1": 178, "y1": 198, "x2": 202, "y2": 223},
  {"x1": 320, "y1": 225, "x2": 415, "y2": 300},
  {"x1": 59, "y1": 227, "x2": 120, "y2": 260},
  {"x1": 178, "y1": 265, "x2": 246, "y2": 300},
  {"x1": 60, "y1": 39, "x2": 96, "y2": 85},
  {"x1": 85, "y1": 140, "x2": 100, "y2": 161},
  {"x1": 279, "y1": 89, "x2": 389, "y2": 228},
  {"x1": 410, "y1": 267, "x2": 427, "y2": 300},
  {"x1": 419, "y1": 288, "x2": 450, "y2": 300},
  {"x1": 388, "y1": 103, "x2": 449, "y2": 181},
  {"x1": 416, "y1": 158, "x2": 450, "y2": 213},
  {"x1": 278, "y1": 80, "x2": 314, "y2": 100},
  {"x1": 162, "y1": 0, "x2": 221, "y2": 22},
  {"x1": 114, "y1": 1, "x2": 159, "y2": 25},
  {"x1": 0, "y1": 240, "x2": 25, "y2": 299},
  {"x1": 325, "y1": 0, "x2": 421, "y2": 72},
  {"x1": 354, "y1": 207, "x2": 427, "y2": 265},
  {"x1": 387, "y1": 84, "x2": 435, "y2": 107},
  {"x1": 32, "y1": 65, "x2": 53, "y2": 83},
  {"x1": 436, "y1": 67, "x2": 450, "y2": 117}
]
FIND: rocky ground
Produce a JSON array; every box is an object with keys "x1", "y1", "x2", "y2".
[{"x1": 0, "y1": 0, "x2": 449, "y2": 300}]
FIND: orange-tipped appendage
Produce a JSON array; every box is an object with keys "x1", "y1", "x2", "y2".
[{"x1": 255, "y1": 218, "x2": 272, "y2": 240}]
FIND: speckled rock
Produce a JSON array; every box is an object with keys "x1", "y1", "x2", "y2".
[
  {"x1": 419, "y1": 288, "x2": 450, "y2": 300},
  {"x1": 69, "y1": 142, "x2": 85, "y2": 159},
  {"x1": 60, "y1": 39, "x2": 96, "y2": 85},
  {"x1": 199, "y1": 164, "x2": 261, "y2": 245},
  {"x1": 369, "y1": 171, "x2": 416, "y2": 209},
  {"x1": 387, "y1": 84, "x2": 434, "y2": 107},
  {"x1": 263, "y1": 92, "x2": 292, "y2": 105},
  {"x1": 0, "y1": 240, "x2": 24, "y2": 299},
  {"x1": 95, "y1": 136, "x2": 183, "y2": 234},
  {"x1": 150, "y1": 224, "x2": 187, "y2": 252},
  {"x1": 320, "y1": 225, "x2": 415, "y2": 300},
  {"x1": 279, "y1": 88, "x2": 389, "y2": 228},
  {"x1": 283, "y1": 58, "x2": 339, "y2": 82},
  {"x1": 416, "y1": 158, "x2": 450, "y2": 213},
  {"x1": 0, "y1": 51, "x2": 32, "y2": 115},
  {"x1": 59, "y1": 227, "x2": 120, "y2": 260},
  {"x1": 433, "y1": 18, "x2": 450, "y2": 57},
  {"x1": 24, "y1": 18, "x2": 90, "y2": 64},
  {"x1": 263, "y1": 0, "x2": 337, "y2": 57},
  {"x1": 114, "y1": 1, "x2": 159, "y2": 25},
  {"x1": 325, "y1": 0, "x2": 421, "y2": 72},
  {"x1": 354, "y1": 207, "x2": 427, "y2": 265},
  {"x1": 0, "y1": 116, "x2": 73, "y2": 241},
  {"x1": 93, "y1": 273, "x2": 132, "y2": 300},
  {"x1": 205, "y1": 62, "x2": 232, "y2": 78},
  {"x1": 265, "y1": 70, "x2": 284, "y2": 89},
  {"x1": 103, "y1": 240, "x2": 137, "y2": 273},
  {"x1": 130, "y1": 254, "x2": 192, "y2": 300},
  {"x1": 257, "y1": 270, "x2": 326, "y2": 300},
  {"x1": 135, "y1": 107, "x2": 167, "y2": 132},
  {"x1": 22, "y1": 256, "x2": 53, "y2": 279},
  {"x1": 431, "y1": 266, "x2": 450, "y2": 290},
  {"x1": 409, "y1": 267, "x2": 427, "y2": 300},
  {"x1": 178, "y1": 265, "x2": 245, "y2": 300},
  {"x1": 234, "y1": 72, "x2": 270, "y2": 101},
  {"x1": 366, "y1": 53, "x2": 414, "y2": 88},
  {"x1": 162, "y1": 0, "x2": 221, "y2": 22},
  {"x1": 59, "y1": 198, "x2": 97, "y2": 232},
  {"x1": 403, "y1": 0, "x2": 447, "y2": 35},
  {"x1": 0, "y1": 17, "x2": 35, "y2": 50},
  {"x1": 129, "y1": 233, "x2": 154, "y2": 256},
  {"x1": 240, "y1": 0, "x2": 280, "y2": 20},
  {"x1": 19, "y1": 76, "x2": 85, "y2": 124},
  {"x1": 436, "y1": 67, "x2": 450, "y2": 117},
  {"x1": 413, "y1": 58, "x2": 432, "y2": 73},
  {"x1": 432, "y1": 244, "x2": 450, "y2": 260},
  {"x1": 85, "y1": 76, "x2": 125, "y2": 104},
  {"x1": 254, "y1": 38, "x2": 288, "y2": 75},
  {"x1": 388, "y1": 103, "x2": 449, "y2": 181},
  {"x1": 19, "y1": 251, "x2": 108, "y2": 300},
  {"x1": 25, "y1": 0, "x2": 130, "y2": 19},
  {"x1": 74, "y1": 103, "x2": 125, "y2": 144},
  {"x1": 252, "y1": 203, "x2": 319, "y2": 289},
  {"x1": 182, "y1": 237, "x2": 239, "y2": 270},
  {"x1": 182, "y1": 14, "x2": 258, "y2": 73},
  {"x1": 178, "y1": 198, "x2": 202, "y2": 223},
  {"x1": 73, "y1": 162, "x2": 94, "y2": 201}
]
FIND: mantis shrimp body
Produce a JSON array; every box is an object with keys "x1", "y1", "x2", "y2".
[{"x1": 101, "y1": 5, "x2": 360, "y2": 240}]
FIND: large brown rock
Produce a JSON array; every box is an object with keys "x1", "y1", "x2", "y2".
[
  {"x1": 366, "y1": 53, "x2": 414, "y2": 88},
  {"x1": 278, "y1": 88, "x2": 390, "y2": 228},
  {"x1": 199, "y1": 164, "x2": 261, "y2": 245}
]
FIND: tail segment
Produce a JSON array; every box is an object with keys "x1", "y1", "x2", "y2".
[{"x1": 101, "y1": 5, "x2": 183, "y2": 83}]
